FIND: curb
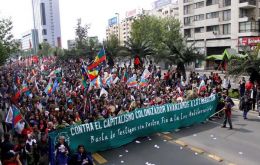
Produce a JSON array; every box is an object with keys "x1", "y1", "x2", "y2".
[
  {"x1": 92, "y1": 153, "x2": 108, "y2": 164},
  {"x1": 160, "y1": 134, "x2": 235, "y2": 165}
]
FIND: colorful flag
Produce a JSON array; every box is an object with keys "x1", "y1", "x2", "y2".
[
  {"x1": 44, "y1": 79, "x2": 53, "y2": 95},
  {"x1": 105, "y1": 75, "x2": 113, "y2": 87},
  {"x1": 198, "y1": 80, "x2": 207, "y2": 94},
  {"x1": 5, "y1": 107, "x2": 13, "y2": 124},
  {"x1": 87, "y1": 48, "x2": 106, "y2": 70},
  {"x1": 87, "y1": 69, "x2": 99, "y2": 81},
  {"x1": 12, "y1": 106, "x2": 22, "y2": 127},
  {"x1": 91, "y1": 76, "x2": 102, "y2": 89},
  {"x1": 127, "y1": 75, "x2": 138, "y2": 88},
  {"x1": 21, "y1": 81, "x2": 30, "y2": 96},
  {"x1": 52, "y1": 79, "x2": 59, "y2": 94},
  {"x1": 121, "y1": 70, "x2": 128, "y2": 83},
  {"x1": 139, "y1": 77, "x2": 149, "y2": 87}
]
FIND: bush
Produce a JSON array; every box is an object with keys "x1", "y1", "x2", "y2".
[{"x1": 228, "y1": 89, "x2": 239, "y2": 99}]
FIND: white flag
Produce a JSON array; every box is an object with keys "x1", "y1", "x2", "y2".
[
  {"x1": 113, "y1": 77, "x2": 120, "y2": 84},
  {"x1": 5, "y1": 107, "x2": 13, "y2": 124},
  {"x1": 100, "y1": 88, "x2": 108, "y2": 97}
]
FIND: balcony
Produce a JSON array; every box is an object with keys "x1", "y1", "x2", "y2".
[
  {"x1": 239, "y1": 15, "x2": 256, "y2": 22},
  {"x1": 239, "y1": 0, "x2": 257, "y2": 9},
  {"x1": 204, "y1": 17, "x2": 219, "y2": 26}
]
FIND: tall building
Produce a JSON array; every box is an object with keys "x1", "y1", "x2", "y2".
[
  {"x1": 67, "y1": 40, "x2": 76, "y2": 50},
  {"x1": 150, "y1": 0, "x2": 179, "y2": 18},
  {"x1": 21, "y1": 29, "x2": 39, "y2": 54},
  {"x1": 106, "y1": 9, "x2": 149, "y2": 46},
  {"x1": 179, "y1": 0, "x2": 260, "y2": 68},
  {"x1": 32, "y1": 0, "x2": 62, "y2": 48}
]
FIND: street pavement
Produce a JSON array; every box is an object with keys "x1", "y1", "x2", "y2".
[
  {"x1": 94, "y1": 104, "x2": 260, "y2": 165},
  {"x1": 98, "y1": 134, "x2": 221, "y2": 165},
  {"x1": 171, "y1": 110, "x2": 260, "y2": 165}
]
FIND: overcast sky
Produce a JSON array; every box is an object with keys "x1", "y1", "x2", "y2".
[{"x1": 0, "y1": 0, "x2": 155, "y2": 48}]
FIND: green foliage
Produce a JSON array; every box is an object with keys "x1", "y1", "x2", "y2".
[
  {"x1": 0, "y1": 18, "x2": 19, "y2": 65},
  {"x1": 104, "y1": 34, "x2": 123, "y2": 57},
  {"x1": 37, "y1": 42, "x2": 52, "y2": 57},
  {"x1": 228, "y1": 89, "x2": 239, "y2": 99},
  {"x1": 129, "y1": 15, "x2": 202, "y2": 74},
  {"x1": 228, "y1": 44, "x2": 260, "y2": 81},
  {"x1": 75, "y1": 18, "x2": 90, "y2": 50}
]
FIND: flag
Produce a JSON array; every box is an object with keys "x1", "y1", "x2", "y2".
[
  {"x1": 127, "y1": 75, "x2": 138, "y2": 88},
  {"x1": 113, "y1": 77, "x2": 120, "y2": 84},
  {"x1": 21, "y1": 81, "x2": 30, "y2": 96},
  {"x1": 87, "y1": 48, "x2": 106, "y2": 70},
  {"x1": 11, "y1": 84, "x2": 20, "y2": 103},
  {"x1": 52, "y1": 79, "x2": 59, "y2": 94},
  {"x1": 44, "y1": 79, "x2": 53, "y2": 95},
  {"x1": 104, "y1": 75, "x2": 113, "y2": 87},
  {"x1": 141, "y1": 69, "x2": 151, "y2": 79},
  {"x1": 81, "y1": 61, "x2": 89, "y2": 88},
  {"x1": 5, "y1": 107, "x2": 13, "y2": 124},
  {"x1": 121, "y1": 70, "x2": 128, "y2": 83},
  {"x1": 139, "y1": 77, "x2": 149, "y2": 87},
  {"x1": 87, "y1": 69, "x2": 99, "y2": 81},
  {"x1": 198, "y1": 80, "x2": 207, "y2": 94},
  {"x1": 100, "y1": 88, "x2": 108, "y2": 97},
  {"x1": 91, "y1": 76, "x2": 102, "y2": 89},
  {"x1": 12, "y1": 106, "x2": 22, "y2": 127}
]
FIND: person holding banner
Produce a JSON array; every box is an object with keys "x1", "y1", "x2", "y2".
[{"x1": 55, "y1": 136, "x2": 70, "y2": 165}]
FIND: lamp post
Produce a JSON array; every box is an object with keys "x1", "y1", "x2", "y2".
[{"x1": 115, "y1": 13, "x2": 120, "y2": 45}]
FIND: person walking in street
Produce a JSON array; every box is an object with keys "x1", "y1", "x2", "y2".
[
  {"x1": 241, "y1": 90, "x2": 252, "y2": 120},
  {"x1": 222, "y1": 95, "x2": 233, "y2": 130},
  {"x1": 69, "y1": 145, "x2": 93, "y2": 165}
]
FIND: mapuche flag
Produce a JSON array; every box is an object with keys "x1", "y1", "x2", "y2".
[
  {"x1": 88, "y1": 48, "x2": 106, "y2": 70},
  {"x1": 12, "y1": 106, "x2": 23, "y2": 127}
]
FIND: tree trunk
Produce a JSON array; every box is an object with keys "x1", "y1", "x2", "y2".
[{"x1": 177, "y1": 62, "x2": 186, "y2": 80}]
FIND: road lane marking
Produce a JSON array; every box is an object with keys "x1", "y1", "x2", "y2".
[
  {"x1": 171, "y1": 140, "x2": 188, "y2": 147},
  {"x1": 92, "y1": 153, "x2": 108, "y2": 164},
  {"x1": 208, "y1": 154, "x2": 223, "y2": 162},
  {"x1": 163, "y1": 134, "x2": 173, "y2": 140},
  {"x1": 190, "y1": 147, "x2": 204, "y2": 154}
]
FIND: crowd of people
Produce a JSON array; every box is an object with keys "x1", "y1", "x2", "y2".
[{"x1": 0, "y1": 55, "x2": 258, "y2": 165}]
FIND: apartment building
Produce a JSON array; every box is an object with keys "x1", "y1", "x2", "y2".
[
  {"x1": 21, "y1": 29, "x2": 39, "y2": 54},
  {"x1": 106, "y1": 9, "x2": 149, "y2": 45},
  {"x1": 32, "y1": 0, "x2": 62, "y2": 47},
  {"x1": 150, "y1": 0, "x2": 179, "y2": 18},
  {"x1": 179, "y1": 0, "x2": 260, "y2": 68}
]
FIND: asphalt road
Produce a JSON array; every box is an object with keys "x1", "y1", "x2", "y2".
[
  {"x1": 98, "y1": 134, "x2": 221, "y2": 165},
  {"x1": 171, "y1": 110, "x2": 260, "y2": 165}
]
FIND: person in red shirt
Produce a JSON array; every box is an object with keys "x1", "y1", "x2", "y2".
[{"x1": 3, "y1": 151, "x2": 22, "y2": 165}]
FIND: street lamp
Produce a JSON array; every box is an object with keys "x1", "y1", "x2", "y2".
[{"x1": 115, "y1": 13, "x2": 120, "y2": 45}]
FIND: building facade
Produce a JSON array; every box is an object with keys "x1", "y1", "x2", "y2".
[
  {"x1": 150, "y1": 0, "x2": 179, "y2": 18},
  {"x1": 32, "y1": 0, "x2": 62, "y2": 47},
  {"x1": 67, "y1": 40, "x2": 76, "y2": 50},
  {"x1": 21, "y1": 29, "x2": 39, "y2": 54},
  {"x1": 179, "y1": 0, "x2": 260, "y2": 68}
]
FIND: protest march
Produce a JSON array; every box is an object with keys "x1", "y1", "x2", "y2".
[{"x1": 0, "y1": 48, "x2": 254, "y2": 165}]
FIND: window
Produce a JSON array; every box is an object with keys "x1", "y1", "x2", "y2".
[
  {"x1": 195, "y1": 27, "x2": 204, "y2": 33},
  {"x1": 184, "y1": 29, "x2": 191, "y2": 37},
  {"x1": 206, "y1": 12, "x2": 219, "y2": 19},
  {"x1": 42, "y1": 29, "x2": 47, "y2": 35},
  {"x1": 194, "y1": 1, "x2": 204, "y2": 8},
  {"x1": 206, "y1": 25, "x2": 219, "y2": 32},
  {"x1": 223, "y1": 10, "x2": 231, "y2": 21},
  {"x1": 223, "y1": 0, "x2": 231, "y2": 6},
  {"x1": 184, "y1": 17, "x2": 192, "y2": 25},
  {"x1": 239, "y1": 21, "x2": 259, "y2": 32},
  {"x1": 184, "y1": 0, "x2": 191, "y2": 3},
  {"x1": 194, "y1": 14, "x2": 204, "y2": 21},
  {"x1": 223, "y1": 24, "x2": 231, "y2": 34},
  {"x1": 44, "y1": 39, "x2": 48, "y2": 42},
  {"x1": 184, "y1": 5, "x2": 192, "y2": 15},
  {"x1": 206, "y1": 0, "x2": 219, "y2": 6},
  {"x1": 40, "y1": 3, "x2": 46, "y2": 25}
]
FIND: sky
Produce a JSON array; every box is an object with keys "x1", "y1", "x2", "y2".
[{"x1": 0, "y1": 0, "x2": 155, "y2": 48}]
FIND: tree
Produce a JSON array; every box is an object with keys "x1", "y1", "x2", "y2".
[
  {"x1": 104, "y1": 34, "x2": 120, "y2": 56},
  {"x1": 75, "y1": 18, "x2": 90, "y2": 50},
  {"x1": 228, "y1": 44, "x2": 260, "y2": 82},
  {"x1": 0, "y1": 18, "x2": 19, "y2": 65},
  {"x1": 162, "y1": 17, "x2": 203, "y2": 78},
  {"x1": 38, "y1": 42, "x2": 52, "y2": 57}
]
